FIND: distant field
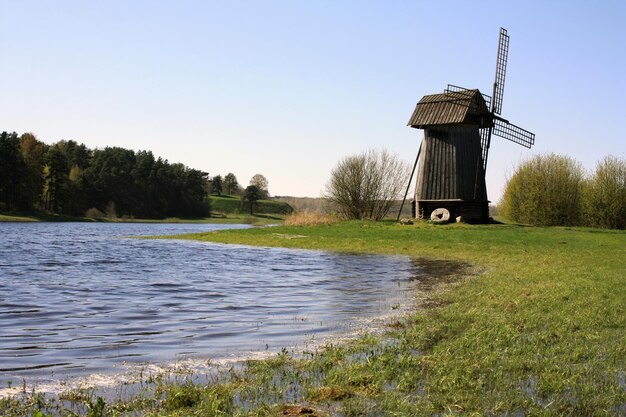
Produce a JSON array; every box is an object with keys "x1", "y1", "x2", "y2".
[
  {"x1": 274, "y1": 195, "x2": 415, "y2": 218},
  {"x1": 209, "y1": 194, "x2": 294, "y2": 215},
  {"x1": 0, "y1": 212, "x2": 39, "y2": 222},
  {"x1": 0, "y1": 211, "x2": 91, "y2": 222}
]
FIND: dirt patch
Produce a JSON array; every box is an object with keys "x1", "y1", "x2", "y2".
[
  {"x1": 280, "y1": 404, "x2": 326, "y2": 416},
  {"x1": 407, "y1": 258, "x2": 481, "y2": 308}
]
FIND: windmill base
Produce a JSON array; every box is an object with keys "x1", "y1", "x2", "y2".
[{"x1": 415, "y1": 200, "x2": 489, "y2": 224}]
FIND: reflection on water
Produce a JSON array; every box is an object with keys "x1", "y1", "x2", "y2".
[{"x1": 0, "y1": 222, "x2": 446, "y2": 393}]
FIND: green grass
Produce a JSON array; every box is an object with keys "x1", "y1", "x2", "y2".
[
  {"x1": 2, "y1": 221, "x2": 624, "y2": 416},
  {"x1": 209, "y1": 194, "x2": 294, "y2": 215},
  {"x1": 158, "y1": 221, "x2": 626, "y2": 415},
  {"x1": 0, "y1": 212, "x2": 40, "y2": 222},
  {"x1": 0, "y1": 210, "x2": 92, "y2": 222}
]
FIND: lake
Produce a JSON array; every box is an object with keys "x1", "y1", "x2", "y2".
[{"x1": 0, "y1": 222, "x2": 426, "y2": 395}]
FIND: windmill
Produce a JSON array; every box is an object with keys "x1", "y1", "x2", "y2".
[{"x1": 404, "y1": 27, "x2": 534, "y2": 223}]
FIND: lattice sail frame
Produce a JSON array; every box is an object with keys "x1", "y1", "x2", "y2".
[
  {"x1": 479, "y1": 121, "x2": 535, "y2": 169},
  {"x1": 492, "y1": 119, "x2": 535, "y2": 148},
  {"x1": 492, "y1": 28, "x2": 509, "y2": 115},
  {"x1": 480, "y1": 128, "x2": 491, "y2": 170}
]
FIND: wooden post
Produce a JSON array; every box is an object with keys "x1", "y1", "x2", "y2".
[{"x1": 396, "y1": 143, "x2": 422, "y2": 222}]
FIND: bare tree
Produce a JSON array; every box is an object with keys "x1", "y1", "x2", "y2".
[
  {"x1": 325, "y1": 148, "x2": 410, "y2": 220},
  {"x1": 250, "y1": 174, "x2": 269, "y2": 199}
]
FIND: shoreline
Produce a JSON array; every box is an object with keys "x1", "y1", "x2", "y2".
[
  {"x1": 2, "y1": 221, "x2": 624, "y2": 416},
  {"x1": 0, "y1": 210, "x2": 283, "y2": 225},
  {"x1": 0, "y1": 256, "x2": 472, "y2": 405},
  {"x1": 0, "y1": 255, "x2": 468, "y2": 401}
]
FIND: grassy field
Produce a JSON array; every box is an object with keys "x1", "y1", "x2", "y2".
[
  {"x1": 2, "y1": 221, "x2": 624, "y2": 416},
  {"x1": 0, "y1": 210, "x2": 90, "y2": 222},
  {"x1": 209, "y1": 194, "x2": 294, "y2": 215},
  {"x1": 149, "y1": 221, "x2": 626, "y2": 415}
]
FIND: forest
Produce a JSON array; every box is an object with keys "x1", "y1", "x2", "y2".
[{"x1": 0, "y1": 131, "x2": 210, "y2": 218}]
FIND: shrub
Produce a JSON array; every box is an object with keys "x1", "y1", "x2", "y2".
[
  {"x1": 105, "y1": 201, "x2": 117, "y2": 218},
  {"x1": 583, "y1": 155, "x2": 626, "y2": 229},
  {"x1": 499, "y1": 153, "x2": 585, "y2": 226},
  {"x1": 84, "y1": 207, "x2": 105, "y2": 219},
  {"x1": 325, "y1": 148, "x2": 411, "y2": 221}
]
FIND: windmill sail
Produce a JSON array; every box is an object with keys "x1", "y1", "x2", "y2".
[
  {"x1": 492, "y1": 118, "x2": 535, "y2": 148},
  {"x1": 479, "y1": 127, "x2": 491, "y2": 170},
  {"x1": 492, "y1": 28, "x2": 509, "y2": 115}
]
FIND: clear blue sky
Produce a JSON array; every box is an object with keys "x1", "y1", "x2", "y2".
[{"x1": 2, "y1": 1, "x2": 624, "y2": 200}]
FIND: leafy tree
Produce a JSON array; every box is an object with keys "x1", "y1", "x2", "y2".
[
  {"x1": 19, "y1": 133, "x2": 47, "y2": 210},
  {"x1": 211, "y1": 175, "x2": 223, "y2": 195},
  {"x1": 65, "y1": 164, "x2": 87, "y2": 215},
  {"x1": 131, "y1": 150, "x2": 159, "y2": 217},
  {"x1": 241, "y1": 185, "x2": 261, "y2": 214},
  {"x1": 583, "y1": 155, "x2": 626, "y2": 229},
  {"x1": 82, "y1": 147, "x2": 137, "y2": 216},
  {"x1": 149, "y1": 157, "x2": 175, "y2": 218},
  {"x1": 55, "y1": 140, "x2": 91, "y2": 169},
  {"x1": 43, "y1": 145, "x2": 70, "y2": 212},
  {"x1": 0, "y1": 131, "x2": 27, "y2": 209},
  {"x1": 499, "y1": 153, "x2": 585, "y2": 226},
  {"x1": 325, "y1": 148, "x2": 410, "y2": 220},
  {"x1": 167, "y1": 163, "x2": 210, "y2": 217},
  {"x1": 41, "y1": 140, "x2": 92, "y2": 215},
  {"x1": 223, "y1": 172, "x2": 239, "y2": 195}
]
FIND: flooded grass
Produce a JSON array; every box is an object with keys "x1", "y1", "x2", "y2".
[{"x1": 2, "y1": 220, "x2": 624, "y2": 415}]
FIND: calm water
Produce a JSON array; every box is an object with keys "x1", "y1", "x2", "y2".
[{"x1": 0, "y1": 222, "x2": 423, "y2": 392}]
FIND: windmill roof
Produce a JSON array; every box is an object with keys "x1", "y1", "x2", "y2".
[{"x1": 407, "y1": 89, "x2": 492, "y2": 128}]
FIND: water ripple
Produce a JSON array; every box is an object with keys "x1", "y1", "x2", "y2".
[{"x1": 0, "y1": 222, "x2": 443, "y2": 394}]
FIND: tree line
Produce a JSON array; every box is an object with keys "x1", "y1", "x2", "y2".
[
  {"x1": 0, "y1": 131, "x2": 210, "y2": 218},
  {"x1": 209, "y1": 172, "x2": 272, "y2": 215}
]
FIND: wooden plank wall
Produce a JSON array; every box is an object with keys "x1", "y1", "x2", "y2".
[{"x1": 414, "y1": 125, "x2": 487, "y2": 202}]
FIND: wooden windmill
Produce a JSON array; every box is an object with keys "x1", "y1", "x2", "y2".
[{"x1": 406, "y1": 28, "x2": 535, "y2": 223}]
